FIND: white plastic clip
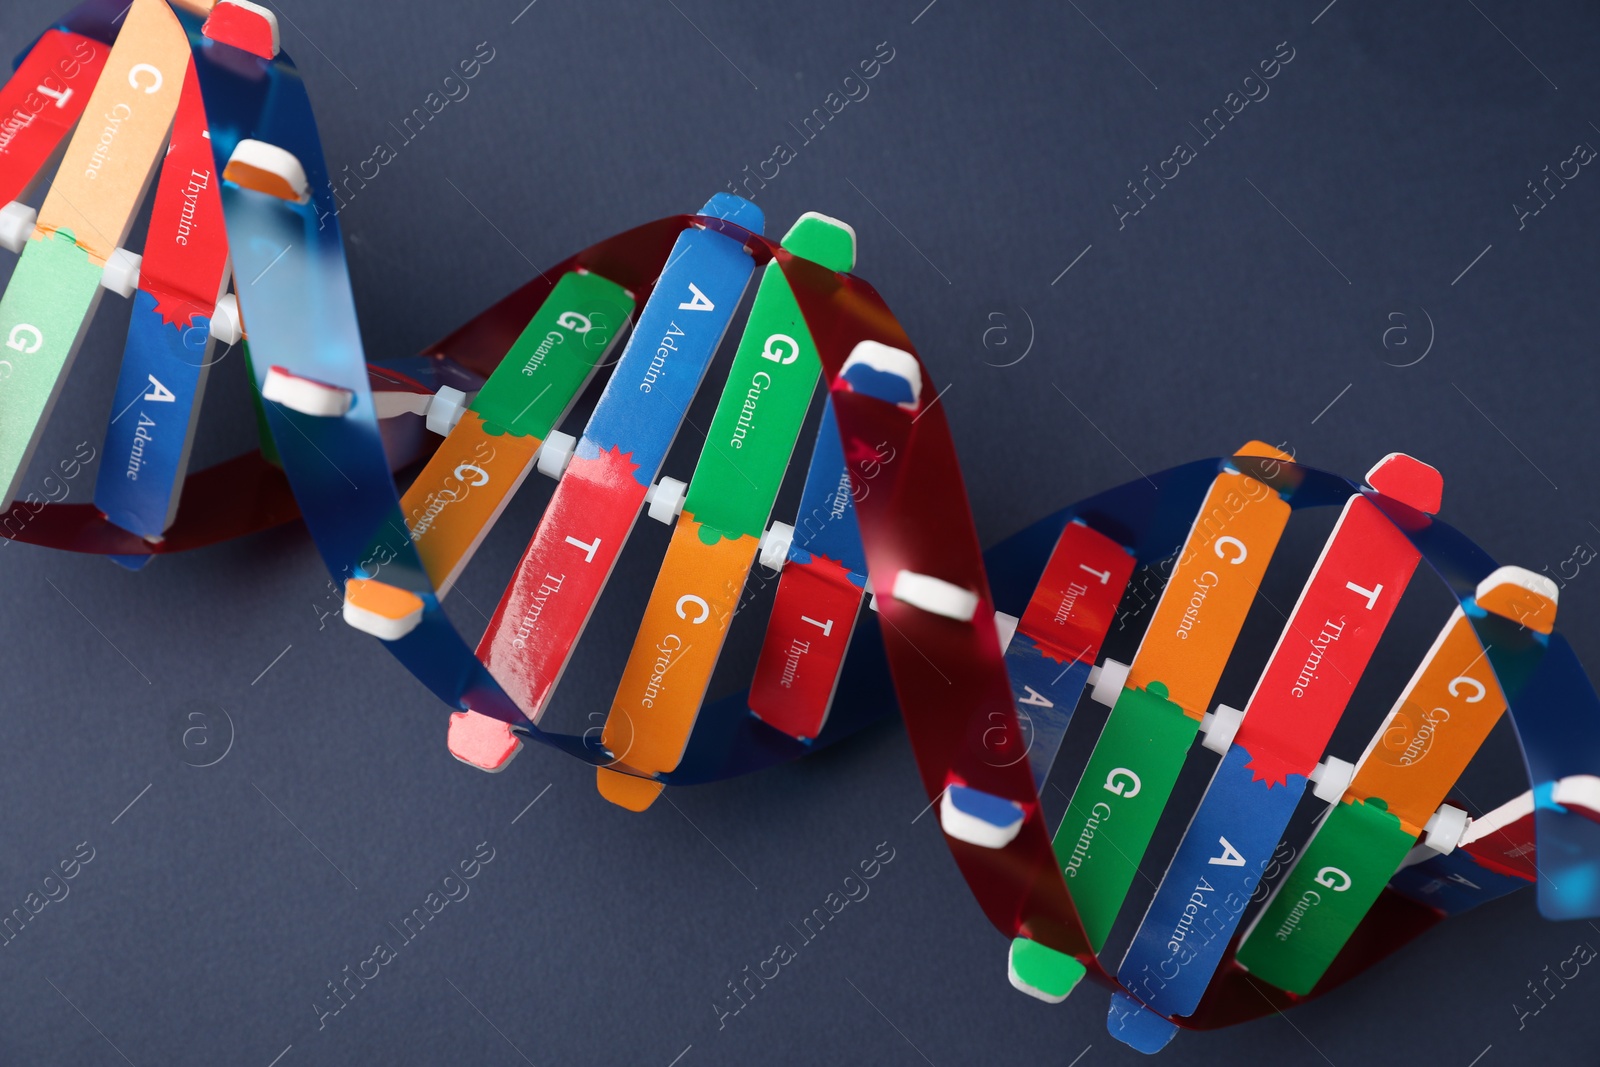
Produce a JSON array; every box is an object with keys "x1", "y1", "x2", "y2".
[
  {"x1": 209, "y1": 293, "x2": 243, "y2": 344},
  {"x1": 535, "y1": 430, "x2": 577, "y2": 480},
  {"x1": 225, "y1": 139, "x2": 310, "y2": 204},
  {"x1": 940, "y1": 784, "x2": 1025, "y2": 849},
  {"x1": 1200, "y1": 703, "x2": 1244, "y2": 755},
  {"x1": 891, "y1": 570, "x2": 978, "y2": 622},
  {"x1": 1086, "y1": 657, "x2": 1129, "y2": 708},
  {"x1": 993, "y1": 610, "x2": 1020, "y2": 653},
  {"x1": 758, "y1": 521, "x2": 794, "y2": 573},
  {"x1": 425, "y1": 385, "x2": 468, "y2": 436},
  {"x1": 645, "y1": 476, "x2": 688, "y2": 525},
  {"x1": 1309, "y1": 756, "x2": 1355, "y2": 805},
  {"x1": 1422, "y1": 803, "x2": 1470, "y2": 855},
  {"x1": 0, "y1": 201, "x2": 37, "y2": 253},
  {"x1": 841, "y1": 340, "x2": 924, "y2": 411},
  {"x1": 101, "y1": 248, "x2": 142, "y2": 298},
  {"x1": 262, "y1": 365, "x2": 353, "y2": 417}
]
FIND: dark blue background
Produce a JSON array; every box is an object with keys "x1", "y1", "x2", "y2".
[{"x1": 2, "y1": 1, "x2": 1598, "y2": 1064}]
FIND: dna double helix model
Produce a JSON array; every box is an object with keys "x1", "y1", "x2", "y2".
[{"x1": 5, "y1": 0, "x2": 1599, "y2": 1053}]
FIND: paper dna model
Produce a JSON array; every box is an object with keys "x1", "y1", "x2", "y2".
[{"x1": 4, "y1": 0, "x2": 1599, "y2": 1052}]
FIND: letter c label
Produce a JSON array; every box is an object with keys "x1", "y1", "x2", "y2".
[
  {"x1": 1314, "y1": 866, "x2": 1352, "y2": 891},
  {"x1": 1447, "y1": 676, "x2": 1486, "y2": 703},
  {"x1": 1214, "y1": 536, "x2": 1247, "y2": 564},
  {"x1": 7, "y1": 324, "x2": 42, "y2": 354},
  {"x1": 453, "y1": 463, "x2": 489, "y2": 487},
  {"x1": 129, "y1": 63, "x2": 162, "y2": 94},
  {"x1": 675, "y1": 594, "x2": 709, "y2": 625},
  {"x1": 1105, "y1": 768, "x2": 1142, "y2": 798}
]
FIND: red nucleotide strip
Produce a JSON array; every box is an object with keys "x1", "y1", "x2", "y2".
[
  {"x1": 138, "y1": 61, "x2": 230, "y2": 320},
  {"x1": 1016, "y1": 520, "x2": 1132, "y2": 666},
  {"x1": 0, "y1": 31, "x2": 108, "y2": 206},
  {"x1": 1229, "y1": 491, "x2": 1428, "y2": 786},
  {"x1": 476, "y1": 449, "x2": 647, "y2": 719}
]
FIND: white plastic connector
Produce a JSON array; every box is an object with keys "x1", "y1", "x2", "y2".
[
  {"x1": 891, "y1": 570, "x2": 978, "y2": 622},
  {"x1": 447, "y1": 710, "x2": 522, "y2": 773},
  {"x1": 262, "y1": 365, "x2": 353, "y2": 417},
  {"x1": 0, "y1": 201, "x2": 37, "y2": 253},
  {"x1": 209, "y1": 293, "x2": 243, "y2": 344},
  {"x1": 209, "y1": 0, "x2": 282, "y2": 58},
  {"x1": 1087, "y1": 657, "x2": 1129, "y2": 708},
  {"x1": 1201, "y1": 703, "x2": 1244, "y2": 755},
  {"x1": 425, "y1": 385, "x2": 468, "y2": 436},
  {"x1": 101, "y1": 248, "x2": 142, "y2": 298},
  {"x1": 1309, "y1": 756, "x2": 1355, "y2": 805},
  {"x1": 645, "y1": 476, "x2": 688, "y2": 525},
  {"x1": 758, "y1": 521, "x2": 794, "y2": 573},
  {"x1": 535, "y1": 430, "x2": 576, "y2": 480},
  {"x1": 939, "y1": 785, "x2": 1025, "y2": 849},
  {"x1": 1552, "y1": 774, "x2": 1600, "y2": 817},
  {"x1": 841, "y1": 340, "x2": 924, "y2": 410},
  {"x1": 341, "y1": 578, "x2": 424, "y2": 641},
  {"x1": 994, "y1": 610, "x2": 1020, "y2": 654},
  {"x1": 1423, "y1": 803, "x2": 1470, "y2": 855},
  {"x1": 225, "y1": 138, "x2": 310, "y2": 203}
]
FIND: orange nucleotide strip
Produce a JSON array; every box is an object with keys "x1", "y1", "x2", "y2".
[
  {"x1": 37, "y1": 0, "x2": 190, "y2": 263},
  {"x1": 400, "y1": 412, "x2": 540, "y2": 596},
  {"x1": 600, "y1": 516, "x2": 757, "y2": 789},
  {"x1": 1346, "y1": 567, "x2": 1559, "y2": 834},
  {"x1": 1126, "y1": 451, "x2": 1292, "y2": 719},
  {"x1": 1346, "y1": 610, "x2": 1505, "y2": 834}
]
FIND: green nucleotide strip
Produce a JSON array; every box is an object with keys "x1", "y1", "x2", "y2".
[
  {"x1": 1055, "y1": 681, "x2": 1200, "y2": 951},
  {"x1": 0, "y1": 230, "x2": 106, "y2": 506},
  {"x1": 1008, "y1": 937, "x2": 1087, "y2": 1001},
  {"x1": 682, "y1": 214, "x2": 855, "y2": 543},
  {"x1": 471, "y1": 271, "x2": 635, "y2": 438},
  {"x1": 1235, "y1": 797, "x2": 1416, "y2": 993}
]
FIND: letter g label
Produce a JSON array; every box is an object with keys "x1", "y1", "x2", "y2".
[
  {"x1": 453, "y1": 463, "x2": 489, "y2": 487},
  {"x1": 1214, "y1": 536, "x2": 1248, "y2": 564},
  {"x1": 761, "y1": 333, "x2": 800, "y2": 365},
  {"x1": 7, "y1": 324, "x2": 42, "y2": 354},
  {"x1": 556, "y1": 311, "x2": 592, "y2": 334},
  {"x1": 1105, "y1": 768, "x2": 1142, "y2": 798},
  {"x1": 129, "y1": 63, "x2": 162, "y2": 94},
  {"x1": 675, "y1": 595, "x2": 710, "y2": 625},
  {"x1": 1315, "y1": 866, "x2": 1352, "y2": 891}
]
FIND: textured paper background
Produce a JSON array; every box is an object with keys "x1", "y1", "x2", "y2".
[{"x1": 1, "y1": 2, "x2": 1598, "y2": 1063}]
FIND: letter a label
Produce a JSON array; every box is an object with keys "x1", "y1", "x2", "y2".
[
  {"x1": 678, "y1": 283, "x2": 715, "y2": 313},
  {"x1": 1208, "y1": 836, "x2": 1246, "y2": 867},
  {"x1": 144, "y1": 375, "x2": 176, "y2": 402},
  {"x1": 1018, "y1": 686, "x2": 1054, "y2": 709}
]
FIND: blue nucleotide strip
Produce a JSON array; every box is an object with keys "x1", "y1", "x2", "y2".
[
  {"x1": 1107, "y1": 990, "x2": 1178, "y2": 1054},
  {"x1": 1117, "y1": 744, "x2": 1305, "y2": 1015},
  {"x1": 573, "y1": 191, "x2": 763, "y2": 484},
  {"x1": 93, "y1": 292, "x2": 212, "y2": 537},
  {"x1": 1387, "y1": 847, "x2": 1531, "y2": 916},
  {"x1": 788, "y1": 399, "x2": 867, "y2": 576},
  {"x1": 1005, "y1": 640, "x2": 1093, "y2": 791}
]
